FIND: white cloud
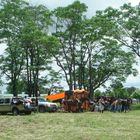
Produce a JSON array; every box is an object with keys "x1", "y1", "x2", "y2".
[
  {"x1": 0, "y1": 43, "x2": 7, "y2": 55},
  {"x1": 127, "y1": 0, "x2": 140, "y2": 5},
  {"x1": 124, "y1": 75, "x2": 140, "y2": 88},
  {"x1": 29, "y1": 0, "x2": 131, "y2": 18}
]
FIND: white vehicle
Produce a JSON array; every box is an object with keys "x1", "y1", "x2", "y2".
[{"x1": 31, "y1": 97, "x2": 58, "y2": 113}]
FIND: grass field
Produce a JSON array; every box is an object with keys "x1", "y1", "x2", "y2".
[{"x1": 0, "y1": 105, "x2": 140, "y2": 140}]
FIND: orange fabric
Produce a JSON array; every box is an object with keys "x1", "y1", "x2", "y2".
[
  {"x1": 73, "y1": 89, "x2": 85, "y2": 93},
  {"x1": 46, "y1": 89, "x2": 87, "y2": 101},
  {"x1": 47, "y1": 92, "x2": 65, "y2": 101}
]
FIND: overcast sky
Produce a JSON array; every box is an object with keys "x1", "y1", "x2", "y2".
[
  {"x1": 29, "y1": 0, "x2": 140, "y2": 17},
  {"x1": 29, "y1": 0, "x2": 126, "y2": 13}
]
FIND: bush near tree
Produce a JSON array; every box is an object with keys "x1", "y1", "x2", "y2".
[{"x1": 131, "y1": 90, "x2": 140, "y2": 102}]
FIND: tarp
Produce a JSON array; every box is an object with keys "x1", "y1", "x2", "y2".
[
  {"x1": 47, "y1": 92, "x2": 65, "y2": 101},
  {"x1": 46, "y1": 89, "x2": 87, "y2": 101}
]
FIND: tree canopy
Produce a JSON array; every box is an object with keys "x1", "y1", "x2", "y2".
[{"x1": 0, "y1": 0, "x2": 139, "y2": 97}]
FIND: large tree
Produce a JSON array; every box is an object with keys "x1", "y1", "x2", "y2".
[
  {"x1": 53, "y1": 1, "x2": 136, "y2": 96},
  {"x1": 97, "y1": 3, "x2": 140, "y2": 60},
  {"x1": 0, "y1": 0, "x2": 60, "y2": 96},
  {"x1": 92, "y1": 3, "x2": 140, "y2": 94},
  {"x1": 19, "y1": 5, "x2": 53, "y2": 96},
  {"x1": 0, "y1": 0, "x2": 28, "y2": 95},
  {"x1": 0, "y1": 0, "x2": 137, "y2": 97},
  {"x1": 53, "y1": 1, "x2": 88, "y2": 90}
]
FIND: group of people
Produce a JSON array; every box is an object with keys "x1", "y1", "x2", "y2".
[
  {"x1": 11, "y1": 96, "x2": 33, "y2": 109},
  {"x1": 92, "y1": 96, "x2": 132, "y2": 113},
  {"x1": 60, "y1": 95, "x2": 132, "y2": 113},
  {"x1": 23, "y1": 96, "x2": 32, "y2": 109}
]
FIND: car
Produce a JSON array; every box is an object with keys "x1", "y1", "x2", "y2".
[
  {"x1": 0, "y1": 96, "x2": 36, "y2": 115},
  {"x1": 31, "y1": 97, "x2": 58, "y2": 113}
]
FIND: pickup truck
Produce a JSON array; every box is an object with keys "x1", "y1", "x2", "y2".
[{"x1": 0, "y1": 96, "x2": 36, "y2": 115}]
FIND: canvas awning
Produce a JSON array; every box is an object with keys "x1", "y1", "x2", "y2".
[{"x1": 47, "y1": 92, "x2": 65, "y2": 101}]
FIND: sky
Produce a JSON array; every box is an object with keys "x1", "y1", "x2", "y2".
[
  {"x1": 29, "y1": 0, "x2": 140, "y2": 19},
  {"x1": 0, "y1": 0, "x2": 140, "y2": 93},
  {"x1": 29, "y1": 0, "x2": 124, "y2": 19}
]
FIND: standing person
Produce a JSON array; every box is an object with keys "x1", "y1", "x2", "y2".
[
  {"x1": 98, "y1": 98, "x2": 105, "y2": 113},
  {"x1": 121, "y1": 98, "x2": 127, "y2": 113},
  {"x1": 117, "y1": 99, "x2": 122, "y2": 112},
  {"x1": 24, "y1": 96, "x2": 32, "y2": 109}
]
